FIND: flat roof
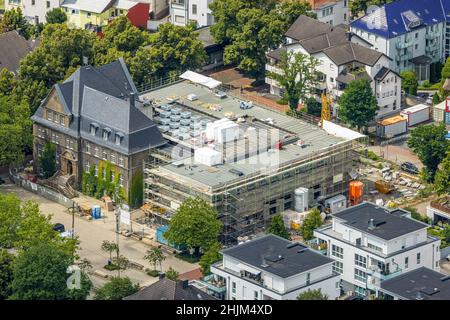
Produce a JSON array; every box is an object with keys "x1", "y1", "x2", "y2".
[
  {"x1": 141, "y1": 81, "x2": 350, "y2": 188},
  {"x1": 381, "y1": 267, "x2": 450, "y2": 300},
  {"x1": 378, "y1": 115, "x2": 406, "y2": 126},
  {"x1": 332, "y1": 202, "x2": 428, "y2": 240},
  {"x1": 221, "y1": 234, "x2": 334, "y2": 278},
  {"x1": 401, "y1": 104, "x2": 429, "y2": 114}
]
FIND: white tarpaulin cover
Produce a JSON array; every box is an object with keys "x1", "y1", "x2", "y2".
[
  {"x1": 180, "y1": 70, "x2": 222, "y2": 89},
  {"x1": 322, "y1": 120, "x2": 366, "y2": 140}
]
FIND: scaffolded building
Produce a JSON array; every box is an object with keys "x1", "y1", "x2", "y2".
[{"x1": 139, "y1": 76, "x2": 365, "y2": 244}]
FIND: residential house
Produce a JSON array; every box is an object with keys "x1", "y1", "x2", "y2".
[
  {"x1": 210, "y1": 234, "x2": 341, "y2": 300},
  {"x1": 0, "y1": 30, "x2": 37, "y2": 74},
  {"x1": 314, "y1": 202, "x2": 441, "y2": 298},
  {"x1": 61, "y1": 0, "x2": 149, "y2": 31},
  {"x1": 139, "y1": 0, "x2": 169, "y2": 19},
  {"x1": 308, "y1": 0, "x2": 350, "y2": 26},
  {"x1": 427, "y1": 196, "x2": 450, "y2": 225},
  {"x1": 5, "y1": 0, "x2": 63, "y2": 24},
  {"x1": 196, "y1": 26, "x2": 224, "y2": 71},
  {"x1": 31, "y1": 58, "x2": 166, "y2": 204},
  {"x1": 266, "y1": 15, "x2": 402, "y2": 119},
  {"x1": 123, "y1": 276, "x2": 216, "y2": 300},
  {"x1": 377, "y1": 267, "x2": 450, "y2": 300},
  {"x1": 170, "y1": 0, "x2": 214, "y2": 28},
  {"x1": 350, "y1": 0, "x2": 450, "y2": 82}
]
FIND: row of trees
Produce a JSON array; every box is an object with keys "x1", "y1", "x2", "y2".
[{"x1": 0, "y1": 193, "x2": 91, "y2": 300}]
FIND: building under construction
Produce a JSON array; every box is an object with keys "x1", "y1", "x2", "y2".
[{"x1": 139, "y1": 72, "x2": 366, "y2": 244}]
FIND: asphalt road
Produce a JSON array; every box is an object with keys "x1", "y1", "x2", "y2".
[{"x1": 0, "y1": 182, "x2": 198, "y2": 290}]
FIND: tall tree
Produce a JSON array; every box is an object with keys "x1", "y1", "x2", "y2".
[
  {"x1": 267, "y1": 50, "x2": 319, "y2": 112},
  {"x1": 0, "y1": 94, "x2": 32, "y2": 166},
  {"x1": 434, "y1": 151, "x2": 450, "y2": 195},
  {"x1": 144, "y1": 247, "x2": 166, "y2": 272},
  {"x1": 0, "y1": 8, "x2": 31, "y2": 39},
  {"x1": 407, "y1": 124, "x2": 449, "y2": 182},
  {"x1": 199, "y1": 242, "x2": 222, "y2": 276},
  {"x1": 164, "y1": 197, "x2": 223, "y2": 256},
  {"x1": 101, "y1": 240, "x2": 119, "y2": 263},
  {"x1": 94, "y1": 277, "x2": 139, "y2": 300},
  {"x1": 0, "y1": 68, "x2": 15, "y2": 95},
  {"x1": 39, "y1": 142, "x2": 56, "y2": 179},
  {"x1": 297, "y1": 289, "x2": 328, "y2": 300},
  {"x1": 10, "y1": 243, "x2": 72, "y2": 300},
  {"x1": 268, "y1": 214, "x2": 291, "y2": 240},
  {"x1": 165, "y1": 267, "x2": 179, "y2": 281},
  {"x1": 0, "y1": 250, "x2": 14, "y2": 300},
  {"x1": 400, "y1": 70, "x2": 418, "y2": 96},
  {"x1": 301, "y1": 208, "x2": 323, "y2": 241},
  {"x1": 45, "y1": 8, "x2": 67, "y2": 24},
  {"x1": 338, "y1": 79, "x2": 378, "y2": 131}
]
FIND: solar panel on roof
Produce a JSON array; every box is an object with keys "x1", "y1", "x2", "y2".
[{"x1": 402, "y1": 10, "x2": 423, "y2": 29}]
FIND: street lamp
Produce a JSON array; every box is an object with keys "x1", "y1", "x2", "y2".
[{"x1": 114, "y1": 187, "x2": 121, "y2": 277}]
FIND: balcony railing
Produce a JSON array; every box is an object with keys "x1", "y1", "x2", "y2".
[
  {"x1": 395, "y1": 52, "x2": 413, "y2": 62},
  {"x1": 425, "y1": 30, "x2": 441, "y2": 40},
  {"x1": 201, "y1": 274, "x2": 226, "y2": 294},
  {"x1": 396, "y1": 39, "x2": 413, "y2": 50}
]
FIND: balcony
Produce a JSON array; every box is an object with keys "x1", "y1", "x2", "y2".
[
  {"x1": 425, "y1": 30, "x2": 441, "y2": 40},
  {"x1": 265, "y1": 64, "x2": 282, "y2": 74},
  {"x1": 430, "y1": 197, "x2": 450, "y2": 216},
  {"x1": 200, "y1": 274, "x2": 226, "y2": 296},
  {"x1": 395, "y1": 52, "x2": 413, "y2": 62},
  {"x1": 171, "y1": 0, "x2": 186, "y2": 8},
  {"x1": 396, "y1": 39, "x2": 413, "y2": 50}
]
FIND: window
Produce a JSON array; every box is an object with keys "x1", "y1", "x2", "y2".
[
  {"x1": 119, "y1": 174, "x2": 123, "y2": 187},
  {"x1": 355, "y1": 254, "x2": 367, "y2": 268},
  {"x1": 417, "y1": 253, "x2": 421, "y2": 264},
  {"x1": 118, "y1": 157, "x2": 124, "y2": 167},
  {"x1": 59, "y1": 114, "x2": 65, "y2": 126},
  {"x1": 415, "y1": 32, "x2": 418, "y2": 39},
  {"x1": 192, "y1": 4, "x2": 197, "y2": 15},
  {"x1": 66, "y1": 138, "x2": 70, "y2": 148},
  {"x1": 85, "y1": 160, "x2": 90, "y2": 172},
  {"x1": 306, "y1": 273, "x2": 311, "y2": 285},
  {"x1": 111, "y1": 171, "x2": 115, "y2": 183},
  {"x1": 110, "y1": 154, "x2": 116, "y2": 163},
  {"x1": 232, "y1": 282, "x2": 236, "y2": 294},
  {"x1": 405, "y1": 257, "x2": 409, "y2": 269},
  {"x1": 102, "y1": 151, "x2": 107, "y2": 160},
  {"x1": 86, "y1": 143, "x2": 90, "y2": 154},
  {"x1": 46, "y1": 1, "x2": 50, "y2": 8},
  {"x1": 94, "y1": 165, "x2": 98, "y2": 177},
  {"x1": 87, "y1": 12, "x2": 91, "y2": 17},
  {"x1": 332, "y1": 245, "x2": 343, "y2": 259},
  {"x1": 254, "y1": 291, "x2": 258, "y2": 300},
  {"x1": 32, "y1": 0, "x2": 35, "y2": 5},
  {"x1": 333, "y1": 261, "x2": 343, "y2": 274},
  {"x1": 94, "y1": 147, "x2": 99, "y2": 157},
  {"x1": 47, "y1": 110, "x2": 53, "y2": 121},
  {"x1": 90, "y1": 124, "x2": 97, "y2": 135},
  {"x1": 115, "y1": 134, "x2": 123, "y2": 145},
  {"x1": 103, "y1": 129, "x2": 109, "y2": 141},
  {"x1": 354, "y1": 269, "x2": 367, "y2": 283},
  {"x1": 367, "y1": 243, "x2": 383, "y2": 253}
]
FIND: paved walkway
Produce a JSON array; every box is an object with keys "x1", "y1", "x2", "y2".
[{"x1": 0, "y1": 183, "x2": 199, "y2": 289}]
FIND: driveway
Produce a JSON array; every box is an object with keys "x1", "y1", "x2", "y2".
[{"x1": 0, "y1": 183, "x2": 198, "y2": 289}]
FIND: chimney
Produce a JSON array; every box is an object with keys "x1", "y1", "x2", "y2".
[
  {"x1": 181, "y1": 280, "x2": 189, "y2": 289},
  {"x1": 130, "y1": 92, "x2": 135, "y2": 108},
  {"x1": 346, "y1": 31, "x2": 353, "y2": 42},
  {"x1": 368, "y1": 218, "x2": 375, "y2": 230},
  {"x1": 159, "y1": 272, "x2": 165, "y2": 280}
]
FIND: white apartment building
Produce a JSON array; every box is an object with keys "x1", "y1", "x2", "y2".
[
  {"x1": 210, "y1": 234, "x2": 341, "y2": 300},
  {"x1": 314, "y1": 202, "x2": 441, "y2": 297},
  {"x1": 350, "y1": 0, "x2": 450, "y2": 82},
  {"x1": 170, "y1": 0, "x2": 214, "y2": 28},
  {"x1": 308, "y1": 0, "x2": 350, "y2": 26},
  {"x1": 266, "y1": 15, "x2": 401, "y2": 119},
  {"x1": 426, "y1": 196, "x2": 450, "y2": 225},
  {"x1": 5, "y1": 0, "x2": 63, "y2": 24}
]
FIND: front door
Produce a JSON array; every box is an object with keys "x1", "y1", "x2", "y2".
[{"x1": 67, "y1": 160, "x2": 73, "y2": 175}]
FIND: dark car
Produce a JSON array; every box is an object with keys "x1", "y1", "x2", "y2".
[
  {"x1": 401, "y1": 162, "x2": 419, "y2": 175},
  {"x1": 52, "y1": 223, "x2": 65, "y2": 233}
]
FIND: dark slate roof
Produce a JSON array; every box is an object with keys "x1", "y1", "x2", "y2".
[
  {"x1": 266, "y1": 47, "x2": 287, "y2": 62},
  {"x1": 374, "y1": 66, "x2": 392, "y2": 81},
  {"x1": 381, "y1": 267, "x2": 450, "y2": 300},
  {"x1": 323, "y1": 42, "x2": 384, "y2": 66},
  {"x1": 299, "y1": 27, "x2": 349, "y2": 54},
  {"x1": 333, "y1": 202, "x2": 428, "y2": 240},
  {"x1": 123, "y1": 278, "x2": 216, "y2": 300},
  {"x1": 221, "y1": 234, "x2": 333, "y2": 278},
  {"x1": 285, "y1": 15, "x2": 334, "y2": 41},
  {"x1": 411, "y1": 55, "x2": 433, "y2": 65},
  {"x1": 336, "y1": 70, "x2": 372, "y2": 84},
  {"x1": 32, "y1": 58, "x2": 166, "y2": 155},
  {"x1": 0, "y1": 31, "x2": 33, "y2": 73},
  {"x1": 351, "y1": 0, "x2": 449, "y2": 39}
]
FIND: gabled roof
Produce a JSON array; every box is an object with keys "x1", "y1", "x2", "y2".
[
  {"x1": 285, "y1": 15, "x2": 335, "y2": 41},
  {"x1": 351, "y1": 0, "x2": 449, "y2": 39},
  {"x1": 123, "y1": 278, "x2": 216, "y2": 300},
  {"x1": 221, "y1": 234, "x2": 334, "y2": 278},
  {"x1": 0, "y1": 31, "x2": 33, "y2": 73},
  {"x1": 299, "y1": 27, "x2": 349, "y2": 54},
  {"x1": 323, "y1": 42, "x2": 384, "y2": 66}
]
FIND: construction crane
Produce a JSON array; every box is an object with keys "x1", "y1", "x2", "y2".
[{"x1": 321, "y1": 92, "x2": 331, "y2": 125}]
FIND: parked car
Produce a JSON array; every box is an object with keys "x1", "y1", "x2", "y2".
[
  {"x1": 400, "y1": 162, "x2": 419, "y2": 175},
  {"x1": 52, "y1": 223, "x2": 65, "y2": 233}
]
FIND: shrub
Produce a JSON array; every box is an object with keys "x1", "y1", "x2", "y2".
[{"x1": 147, "y1": 270, "x2": 159, "y2": 277}]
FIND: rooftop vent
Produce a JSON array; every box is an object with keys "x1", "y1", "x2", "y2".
[
  {"x1": 286, "y1": 242, "x2": 299, "y2": 249},
  {"x1": 368, "y1": 218, "x2": 375, "y2": 230},
  {"x1": 415, "y1": 291, "x2": 423, "y2": 300}
]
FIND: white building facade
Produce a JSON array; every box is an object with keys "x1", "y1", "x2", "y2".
[
  {"x1": 309, "y1": 0, "x2": 350, "y2": 26},
  {"x1": 170, "y1": 0, "x2": 214, "y2": 28},
  {"x1": 210, "y1": 235, "x2": 341, "y2": 300},
  {"x1": 314, "y1": 202, "x2": 441, "y2": 297},
  {"x1": 5, "y1": 0, "x2": 63, "y2": 24},
  {"x1": 266, "y1": 15, "x2": 401, "y2": 119},
  {"x1": 350, "y1": 0, "x2": 450, "y2": 82}
]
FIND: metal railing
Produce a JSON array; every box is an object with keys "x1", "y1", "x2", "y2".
[{"x1": 136, "y1": 70, "x2": 186, "y2": 94}]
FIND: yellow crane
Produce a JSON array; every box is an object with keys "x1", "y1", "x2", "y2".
[{"x1": 321, "y1": 92, "x2": 331, "y2": 124}]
